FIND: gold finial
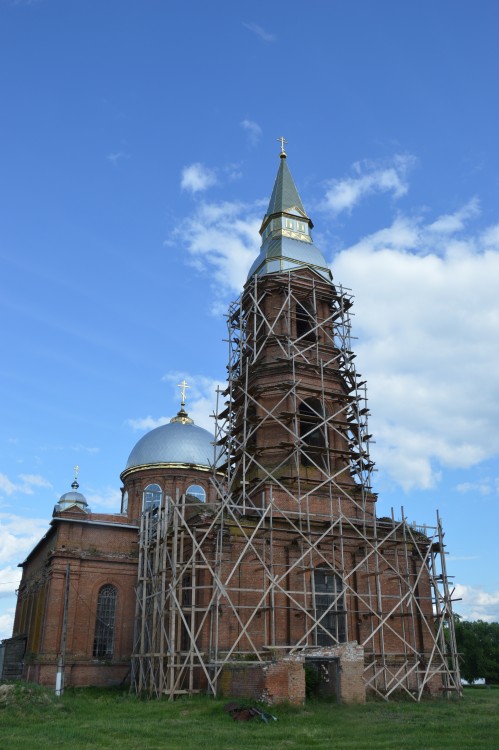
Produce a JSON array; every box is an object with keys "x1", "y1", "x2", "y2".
[
  {"x1": 177, "y1": 379, "x2": 190, "y2": 405},
  {"x1": 277, "y1": 136, "x2": 288, "y2": 158}
]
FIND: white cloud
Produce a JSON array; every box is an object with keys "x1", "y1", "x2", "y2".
[
  {"x1": 224, "y1": 163, "x2": 243, "y2": 181},
  {"x1": 9, "y1": 0, "x2": 42, "y2": 6},
  {"x1": 170, "y1": 199, "x2": 262, "y2": 311},
  {"x1": 456, "y1": 478, "x2": 498, "y2": 496},
  {"x1": 0, "y1": 607, "x2": 16, "y2": 641},
  {"x1": 125, "y1": 373, "x2": 223, "y2": 444},
  {"x1": 85, "y1": 486, "x2": 122, "y2": 511},
  {"x1": 0, "y1": 472, "x2": 52, "y2": 497},
  {"x1": 126, "y1": 416, "x2": 170, "y2": 431},
  {"x1": 71, "y1": 443, "x2": 99, "y2": 454},
  {"x1": 181, "y1": 163, "x2": 217, "y2": 194},
  {"x1": 333, "y1": 204, "x2": 499, "y2": 490},
  {"x1": 161, "y1": 371, "x2": 224, "y2": 432},
  {"x1": 482, "y1": 223, "x2": 499, "y2": 247},
  {"x1": 0, "y1": 514, "x2": 49, "y2": 565},
  {"x1": 243, "y1": 22, "x2": 275, "y2": 42},
  {"x1": 107, "y1": 151, "x2": 129, "y2": 166},
  {"x1": 18, "y1": 474, "x2": 52, "y2": 488},
  {"x1": 241, "y1": 119, "x2": 262, "y2": 146},
  {"x1": 427, "y1": 197, "x2": 480, "y2": 234},
  {"x1": 38, "y1": 443, "x2": 99, "y2": 454},
  {"x1": 454, "y1": 583, "x2": 499, "y2": 622},
  {"x1": 322, "y1": 154, "x2": 416, "y2": 215},
  {"x1": 0, "y1": 566, "x2": 22, "y2": 599},
  {"x1": 0, "y1": 473, "x2": 17, "y2": 496}
]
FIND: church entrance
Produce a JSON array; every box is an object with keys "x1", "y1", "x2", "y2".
[{"x1": 304, "y1": 656, "x2": 340, "y2": 700}]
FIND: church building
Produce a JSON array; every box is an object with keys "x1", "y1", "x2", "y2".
[{"x1": 0, "y1": 146, "x2": 461, "y2": 703}]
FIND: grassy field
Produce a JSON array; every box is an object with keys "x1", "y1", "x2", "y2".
[{"x1": 1, "y1": 684, "x2": 498, "y2": 750}]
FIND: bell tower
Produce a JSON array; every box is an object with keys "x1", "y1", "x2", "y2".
[{"x1": 222, "y1": 145, "x2": 376, "y2": 521}]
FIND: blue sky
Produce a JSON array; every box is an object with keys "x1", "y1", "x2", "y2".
[{"x1": 1, "y1": 0, "x2": 498, "y2": 637}]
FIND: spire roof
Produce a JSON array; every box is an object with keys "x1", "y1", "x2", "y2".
[
  {"x1": 264, "y1": 155, "x2": 308, "y2": 223},
  {"x1": 246, "y1": 145, "x2": 331, "y2": 284}
]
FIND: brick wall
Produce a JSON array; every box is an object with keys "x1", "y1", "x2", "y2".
[{"x1": 220, "y1": 657, "x2": 305, "y2": 705}]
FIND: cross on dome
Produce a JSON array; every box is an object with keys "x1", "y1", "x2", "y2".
[
  {"x1": 72, "y1": 465, "x2": 80, "y2": 490},
  {"x1": 177, "y1": 379, "x2": 190, "y2": 406},
  {"x1": 170, "y1": 379, "x2": 194, "y2": 425}
]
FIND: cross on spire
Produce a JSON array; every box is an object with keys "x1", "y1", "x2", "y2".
[{"x1": 277, "y1": 136, "x2": 288, "y2": 157}]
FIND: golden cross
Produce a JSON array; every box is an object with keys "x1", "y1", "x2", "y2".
[
  {"x1": 277, "y1": 136, "x2": 288, "y2": 155},
  {"x1": 177, "y1": 379, "x2": 190, "y2": 404}
]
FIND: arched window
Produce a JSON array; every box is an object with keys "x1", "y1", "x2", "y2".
[
  {"x1": 296, "y1": 299, "x2": 316, "y2": 342},
  {"x1": 121, "y1": 490, "x2": 128, "y2": 514},
  {"x1": 299, "y1": 398, "x2": 326, "y2": 467},
  {"x1": 143, "y1": 483, "x2": 162, "y2": 513},
  {"x1": 93, "y1": 584, "x2": 117, "y2": 659},
  {"x1": 313, "y1": 569, "x2": 346, "y2": 646},
  {"x1": 186, "y1": 484, "x2": 206, "y2": 503}
]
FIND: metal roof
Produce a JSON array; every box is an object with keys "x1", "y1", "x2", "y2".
[
  {"x1": 248, "y1": 154, "x2": 332, "y2": 283},
  {"x1": 247, "y1": 236, "x2": 332, "y2": 281},
  {"x1": 124, "y1": 420, "x2": 215, "y2": 471},
  {"x1": 264, "y1": 156, "x2": 307, "y2": 220},
  {"x1": 59, "y1": 490, "x2": 87, "y2": 504}
]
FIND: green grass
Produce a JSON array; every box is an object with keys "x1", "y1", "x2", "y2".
[{"x1": 1, "y1": 684, "x2": 498, "y2": 750}]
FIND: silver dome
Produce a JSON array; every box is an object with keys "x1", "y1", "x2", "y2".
[
  {"x1": 247, "y1": 236, "x2": 332, "y2": 282},
  {"x1": 125, "y1": 421, "x2": 215, "y2": 471},
  {"x1": 59, "y1": 490, "x2": 87, "y2": 504},
  {"x1": 54, "y1": 482, "x2": 89, "y2": 514}
]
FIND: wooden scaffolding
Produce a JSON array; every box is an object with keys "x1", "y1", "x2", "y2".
[{"x1": 131, "y1": 272, "x2": 461, "y2": 700}]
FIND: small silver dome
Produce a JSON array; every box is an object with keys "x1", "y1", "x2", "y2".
[
  {"x1": 54, "y1": 476, "x2": 89, "y2": 514},
  {"x1": 124, "y1": 420, "x2": 215, "y2": 472},
  {"x1": 58, "y1": 490, "x2": 88, "y2": 506}
]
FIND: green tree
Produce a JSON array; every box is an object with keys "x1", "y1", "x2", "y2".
[{"x1": 454, "y1": 619, "x2": 499, "y2": 684}]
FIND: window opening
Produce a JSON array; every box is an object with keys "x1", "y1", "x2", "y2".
[
  {"x1": 299, "y1": 398, "x2": 326, "y2": 467},
  {"x1": 313, "y1": 570, "x2": 346, "y2": 646},
  {"x1": 143, "y1": 483, "x2": 162, "y2": 513},
  {"x1": 296, "y1": 299, "x2": 316, "y2": 342},
  {"x1": 93, "y1": 584, "x2": 117, "y2": 658},
  {"x1": 121, "y1": 490, "x2": 128, "y2": 514},
  {"x1": 182, "y1": 573, "x2": 192, "y2": 607},
  {"x1": 186, "y1": 484, "x2": 206, "y2": 503}
]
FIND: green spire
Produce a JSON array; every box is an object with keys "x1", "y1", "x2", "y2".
[{"x1": 263, "y1": 154, "x2": 310, "y2": 228}]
